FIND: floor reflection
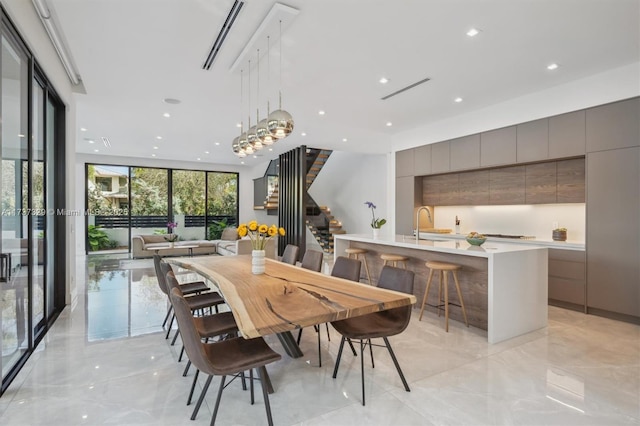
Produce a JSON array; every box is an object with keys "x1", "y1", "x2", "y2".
[{"x1": 85, "y1": 254, "x2": 165, "y2": 341}]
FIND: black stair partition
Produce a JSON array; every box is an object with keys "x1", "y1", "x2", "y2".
[{"x1": 278, "y1": 146, "x2": 307, "y2": 258}]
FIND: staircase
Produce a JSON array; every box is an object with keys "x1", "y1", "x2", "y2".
[
  {"x1": 264, "y1": 181, "x2": 278, "y2": 211},
  {"x1": 304, "y1": 149, "x2": 347, "y2": 254}
]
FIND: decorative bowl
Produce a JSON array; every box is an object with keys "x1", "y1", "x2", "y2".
[{"x1": 466, "y1": 237, "x2": 487, "y2": 246}]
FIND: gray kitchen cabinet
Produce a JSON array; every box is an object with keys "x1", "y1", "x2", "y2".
[
  {"x1": 556, "y1": 158, "x2": 585, "y2": 203},
  {"x1": 437, "y1": 174, "x2": 460, "y2": 206},
  {"x1": 458, "y1": 170, "x2": 489, "y2": 205},
  {"x1": 586, "y1": 146, "x2": 640, "y2": 319},
  {"x1": 525, "y1": 162, "x2": 556, "y2": 204},
  {"x1": 396, "y1": 176, "x2": 418, "y2": 235},
  {"x1": 431, "y1": 141, "x2": 450, "y2": 173},
  {"x1": 489, "y1": 165, "x2": 525, "y2": 204},
  {"x1": 586, "y1": 97, "x2": 640, "y2": 153},
  {"x1": 450, "y1": 134, "x2": 480, "y2": 171},
  {"x1": 517, "y1": 118, "x2": 549, "y2": 163},
  {"x1": 480, "y1": 126, "x2": 517, "y2": 167},
  {"x1": 396, "y1": 148, "x2": 415, "y2": 177},
  {"x1": 548, "y1": 249, "x2": 585, "y2": 310},
  {"x1": 413, "y1": 145, "x2": 432, "y2": 176},
  {"x1": 549, "y1": 110, "x2": 585, "y2": 158}
]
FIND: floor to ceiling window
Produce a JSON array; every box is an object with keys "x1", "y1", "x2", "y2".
[
  {"x1": 0, "y1": 8, "x2": 66, "y2": 395},
  {"x1": 85, "y1": 165, "x2": 238, "y2": 253}
]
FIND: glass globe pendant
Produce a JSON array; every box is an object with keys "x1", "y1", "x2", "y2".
[
  {"x1": 247, "y1": 125, "x2": 262, "y2": 151},
  {"x1": 257, "y1": 117, "x2": 274, "y2": 145},
  {"x1": 268, "y1": 93, "x2": 294, "y2": 139},
  {"x1": 232, "y1": 136, "x2": 246, "y2": 157},
  {"x1": 239, "y1": 130, "x2": 252, "y2": 154}
]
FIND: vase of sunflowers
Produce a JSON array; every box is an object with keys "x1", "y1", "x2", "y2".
[{"x1": 237, "y1": 220, "x2": 286, "y2": 274}]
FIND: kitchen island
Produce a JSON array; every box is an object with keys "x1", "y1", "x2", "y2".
[{"x1": 334, "y1": 234, "x2": 548, "y2": 344}]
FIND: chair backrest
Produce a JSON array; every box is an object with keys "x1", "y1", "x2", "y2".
[
  {"x1": 301, "y1": 250, "x2": 323, "y2": 272},
  {"x1": 376, "y1": 266, "x2": 415, "y2": 335},
  {"x1": 169, "y1": 287, "x2": 217, "y2": 375},
  {"x1": 153, "y1": 254, "x2": 169, "y2": 295},
  {"x1": 331, "y1": 256, "x2": 361, "y2": 282},
  {"x1": 162, "y1": 264, "x2": 184, "y2": 297},
  {"x1": 280, "y1": 244, "x2": 300, "y2": 265},
  {"x1": 377, "y1": 266, "x2": 415, "y2": 294}
]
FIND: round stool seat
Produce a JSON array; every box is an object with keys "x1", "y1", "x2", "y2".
[
  {"x1": 380, "y1": 254, "x2": 408, "y2": 262},
  {"x1": 380, "y1": 253, "x2": 409, "y2": 269},
  {"x1": 425, "y1": 261, "x2": 461, "y2": 271},
  {"x1": 345, "y1": 248, "x2": 368, "y2": 255}
]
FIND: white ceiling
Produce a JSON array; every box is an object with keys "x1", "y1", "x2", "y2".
[{"x1": 48, "y1": 0, "x2": 639, "y2": 167}]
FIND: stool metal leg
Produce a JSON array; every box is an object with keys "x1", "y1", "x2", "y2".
[
  {"x1": 452, "y1": 270, "x2": 469, "y2": 327},
  {"x1": 419, "y1": 268, "x2": 434, "y2": 321},
  {"x1": 444, "y1": 271, "x2": 450, "y2": 332}
]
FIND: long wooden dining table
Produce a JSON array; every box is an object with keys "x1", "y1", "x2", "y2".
[{"x1": 165, "y1": 254, "x2": 417, "y2": 358}]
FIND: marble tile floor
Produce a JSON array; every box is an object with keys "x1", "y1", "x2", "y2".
[{"x1": 0, "y1": 254, "x2": 638, "y2": 425}]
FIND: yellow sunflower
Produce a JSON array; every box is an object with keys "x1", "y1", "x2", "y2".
[
  {"x1": 237, "y1": 225, "x2": 248, "y2": 237},
  {"x1": 278, "y1": 227, "x2": 286, "y2": 236},
  {"x1": 267, "y1": 225, "x2": 277, "y2": 237},
  {"x1": 248, "y1": 220, "x2": 258, "y2": 231},
  {"x1": 258, "y1": 224, "x2": 268, "y2": 233}
]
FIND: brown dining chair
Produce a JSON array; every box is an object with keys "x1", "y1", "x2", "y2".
[
  {"x1": 166, "y1": 270, "x2": 240, "y2": 403},
  {"x1": 169, "y1": 287, "x2": 281, "y2": 426},
  {"x1": 300, "y1": 249, "x2": 323, "y2": 273},
  {"x1": 153, "y1": 254, "x2": 209, "y2": 329},
  {"x1": 331, "y1": 265, "x2": 414, "y2": 406},
  {"x1": 331, "y1": 256, "x2": 362, "y2": 282},
  {"x1": 159, "y1": 261, "x2": 225, "y2": 343},
  {"x1": 280, "y1": 244, "x2": 300, "y2": 265}
]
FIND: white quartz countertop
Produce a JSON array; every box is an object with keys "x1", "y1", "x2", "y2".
[
  {"x1": 334, "y1": 234, "x2": 548, "y2": 258},
  {"x1": 416, "y1": 232, "x2": 585, "y2": 251}
]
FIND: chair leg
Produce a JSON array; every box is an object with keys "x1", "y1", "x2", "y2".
[
  {"x1": 241, "y1": 371, "x2": 247, "y2": 391},
  {"x1": 162, "y1": 304, "x2": 173, "y2": 328},
  {"x1": 191, "y1": 375, "x2": 213, "y2": 420},
  {"x1": 171, "y1": 328, "x2": 180, "y2": 346},
  {"x1": 250, "y1": 369, "x2": 254, "y2": 404},
  {"x1": 419, "y1": 269, "x2": 434, "y2": 321},
  {"x1": 179, "y1": 345, "x2": 186, "y2": 363},
  {"x1": 383, "y1": 337, "x2": 410, "y2": 392},
  {"x1": 257, "y1": 367, "x2": 275, "y2": 426},
  {"x1": 211, "y1": 375, "x2": 226, "y2": 426},
  {"x1": 187, "y1": 369, "x2": 200, "y2": 405},
  {"x1": 332, "y1": 336, "x2": 346, "y2": 379},
  {"x1": 325, "y1": 323, "x2": 330, "y2": 341},
  {"x1": 296, "y1": 328, "x2": 303, "y2": 345},
  {"x1": 182, "y1": 359, "x2": 191, "y2": 376},
  {"x1": 165, "y1": 314, "x2": 175, "y2": 339},
  {"x1": 347, "y1": 338, "x2": 358, "y2": 356},
  {"x1": 317, "y1": 325, "x2": 322, "y2": 367},
  {"x1": 368, "y1": 339, "x2": 374, "y2": 368},
  {"x1": 360, "y1": 339, "x2": 366, "y2": 406}
]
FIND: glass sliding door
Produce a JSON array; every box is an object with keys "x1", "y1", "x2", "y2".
[
  {"x1": 207, "y1": 172, "x2": 238, "y2": 233},
  {"x1": 0, "y1": 28, "x2": 30, "y2": 383},
  {"x1": 130, "y1": 167, "x2": 168, "y2": 237},
  {"x1": 172, "y1": 170, "x2": 205, "y2": 239}
]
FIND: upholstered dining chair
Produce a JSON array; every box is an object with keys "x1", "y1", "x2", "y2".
[
  {"x1": 159, "y1": 261, "x2": 225, "y2": 343},
  {"x1": 280, "y1": 244, "x2": 300, "y2": 265},
  {"x1": 169, "y1": 287, "x2": 281, "y2": 426},
  {"x1": 331, "y1": 265, "x2": 414, "y2": 406},
  {"x1": 300, "y1": 249, "x2": 323, "y2": 273},
  {"x1": 153, "y1": 254, "x2": 209, "y2": 329},
  {"x1": 166, "y1": 270, "x2": 239, "y2": 403}
]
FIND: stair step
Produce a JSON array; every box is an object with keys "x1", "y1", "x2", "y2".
[{"x1": 331, "y1": 229, "x2": 346, "y2": 234}]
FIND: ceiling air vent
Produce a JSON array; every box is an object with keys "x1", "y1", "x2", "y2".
[
  {"x1": 381, "y1": 77, "x2": 431, "y2": 100},
  {"x1": 202, "y1": 0, "x2": 244, "y2": 70}
]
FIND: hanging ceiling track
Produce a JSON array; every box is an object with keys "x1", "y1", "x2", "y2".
[
  {"x1": 202, "y1": 0, "x2": 244, "y2": 70},
  {"x1": 32, "y1": 0, "x2": 82, "y2": 85}
]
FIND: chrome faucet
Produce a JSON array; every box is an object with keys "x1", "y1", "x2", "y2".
[{"x1": 416, "y1": 206, "x2": 432, "y2": 242}]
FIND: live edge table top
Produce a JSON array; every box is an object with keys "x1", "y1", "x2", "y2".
[{"x1": 166, "y1": 255, "x2": 417, "y2": 339}]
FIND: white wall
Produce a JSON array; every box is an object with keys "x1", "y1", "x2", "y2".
[
  {"x1": 3, "y1": 1, "x2": 79, "y2": 304},
  {"x1": 310, "y1": 151, "x2": 388, "y2": 236}
]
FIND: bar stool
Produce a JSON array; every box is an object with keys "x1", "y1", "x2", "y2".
[
  {"x1": 419, "y1": 261, "x2": 469, "y2": 332},
  {"x1": 344, "y1": 248, "x2": 371, "y2": 284},
  {"x1": 380, "y1": 253, "x2": 408, "y2": 269}
]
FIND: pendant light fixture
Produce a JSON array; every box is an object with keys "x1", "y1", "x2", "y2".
[
  {"x1": 267, "y1": 20, "x2": 294, "y2": 139},
  {"x1": 239, "y1": 69, "x2": 252, "y2": 155},
  {"x1": 233, "y1": 69, "x2": 247, "y2": 157},
  {"x1": 246, "y1": 59, "x2": 261, "y2": 151},
  {"x1": 257, "y1": 36, "x2": 275, "y2": 146}
]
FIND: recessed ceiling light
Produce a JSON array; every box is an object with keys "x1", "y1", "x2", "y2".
[
  {"x1": 214, "y1": 142, "x2": 220, "y2": 146},
  {"x1": 151, "y1": 154, "x2": 156, "y2": 157},
  {"x1": 241, "y1": 161, "x2": 245, "y2": 164},
  {"x1": 197, "y1": 158, "x2": 201, "y2": 161},
  {"x1": 466, "y1": 28, "x2": 480, "y2": 37},
  {"x1": 454, "y1": 97, "x2": 463, "y2": 103},
  {"x1": 379, "y1": 77, "x2": 389, "y2": 84},
  {"x1": 386, "y1": 122, "x2": 393, "y2": 127},
  {"x1": 342, "y1": 138, "x2": 348, "y2": 142},
  {"x1": 163, "y1": 112, "x2": 171, "y2": 118},
  {"x1": 88, "y1": 140, "x2": 95, "y2": 144},
  {"x1": 94, "y1": 149, "x2": 99, "y2": 152},
  {"x1": 547, "y1": 63, "x2": 559, "y2": 70},
  {"x1": 153, "y1": 146, "x2": 158, "y2": 150},
  {"x1": 163, "y1": 98, "x2": 181, "y2": 104},
  {"x1": 156, "y1": 136, "x2": 162, "y2": 140},
  {"x1": 301, "y1": 132, "x2": 306, "y2": 136},
  {"x1": 18, "y1": 134, "x2": 25, "y2": 138},
  {"x1": 318, "y1": 110, "x2": 325, "y2": 115},
  {"x1": 80, "y1": 127, "x2": 87, "y2": 132},
  {"x1": 268, "y1": 148, "x2": 273, "y2": 151},
  {"x1": 205, "y1": 151, "x2": 210, "y2": 154},
  {"x1": 236, "y1": 123, "x2": 242, "y2": 128}
]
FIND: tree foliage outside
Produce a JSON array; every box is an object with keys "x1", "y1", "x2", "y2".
[
  {"x1": 173, "y1": 170, "x2": 205, "y2": 215},
  {"x1": 208, "y1": 172, "x2": 237, "y2": 216}
]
